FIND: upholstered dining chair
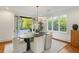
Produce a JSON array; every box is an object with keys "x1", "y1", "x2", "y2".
[
  {"x1": 13, "y1": 38, "x2": 27, "y2": 53},
  {"x1": 44, "y1": 32, "x2": 52, "y2": 50}
]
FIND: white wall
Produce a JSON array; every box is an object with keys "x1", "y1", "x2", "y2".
[
  {"x1": 53, "y1": 9, "x2": 79, "y2": 42},
  {"x1": 0, "y1": 10, "x2": 14, "y2": 40}
]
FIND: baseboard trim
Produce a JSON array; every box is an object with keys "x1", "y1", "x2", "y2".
[
  {"x1": 52, "y1": 38, "x2": 70, "y2": 44},
  {"x1": 0, "y1": 39, "x2": 12, "y2": 44},
  {"x1": 58, "y1": 43, "x2": 70, "y2": 53}
]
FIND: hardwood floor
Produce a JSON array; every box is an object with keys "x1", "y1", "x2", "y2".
[
  {"x1": 0, "y1": 39, "x2": 12, "y2": 53},
  {"x1": 1, "y1": 39, "x2": 79, "y2": 53},
  {"x1": 59, "y1": 44, "x2": 79, "y2": 53},
  {"x1": 0, "y1": 43, "x2": 5, "y2": 53}
]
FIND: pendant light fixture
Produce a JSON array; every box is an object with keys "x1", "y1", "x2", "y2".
[
  {"x1": 36, "y1": 6, "x2": 39, "y2": 21},
  {"x1": 34, "y1": 6, "x2": 39, "y2": 32}
]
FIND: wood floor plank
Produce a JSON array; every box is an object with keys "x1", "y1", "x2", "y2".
[
  {"x1": 0, "y1": 43, "x2": 5, "y2": 53},
  {"x1": 59, "y1": 44, "x2": 79, "y2": 53},
  {"x1": 0, "y1": 39, "x2": 12, "y2": 53}
]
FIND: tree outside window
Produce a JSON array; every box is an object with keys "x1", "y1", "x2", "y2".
[
  {"x1": 16, "y1": 16, "x2": 33, "y2": 37},
  {"x1": 53, "y1": 19, "x2": 59, "y2": 31},
  {"x1": 51, "y1": 15, "x2": 67, "y2": 32},
  {"x1": 59, "y1": 15, "x2": 67, "y2": 32},
  {"x1": 20, "y1": 18, "x2": 32, "y2": 31},
  {"x1": 48, "y1": 17, "x2": 53, "y2": 30}
]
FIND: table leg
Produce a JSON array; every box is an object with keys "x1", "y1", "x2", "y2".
[
  {"x1": 27, "y1": 39, "x2": 30, "y2": 51},
  {"x1": 24, "y1": 38, "x2": 30, "y2": 51}
]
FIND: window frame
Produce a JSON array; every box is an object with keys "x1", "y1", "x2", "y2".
[
  {"x1": 15, "y1": 16, "x2": 34, "y2": 37},
  {"x1": 47, "y1": 15, "x2": 68, "y2": 33},
  {"x1": 47, "y1": 17, "x2": 53, "y2": 31}
]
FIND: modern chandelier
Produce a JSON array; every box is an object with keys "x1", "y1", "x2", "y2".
[{"x1": 36, "y1": 6, "x2": 39, "y2": 21}]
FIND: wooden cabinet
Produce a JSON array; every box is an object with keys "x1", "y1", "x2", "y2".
[{"x1": 71, "y1": 30, "x2": 79, "y2": 47}]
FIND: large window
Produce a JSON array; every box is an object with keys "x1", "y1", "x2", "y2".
[
  {"x1": 20, "y1": 17, "x2": 32, "y2": 31},
  {"x1": 53, "y1": 17, "x2": 59, "y2": 31},
  {"x1": 15, "y1": 16, "x2": 33, "y2": 36},
  {"x1": 59, "y1": 15, "x2": 67, "y2": 32},
  {"x1": 48, "y1": 15, "x2": 67, "y2": 32},
  {"x1": 48, "y1": 17, "x2": 53, "y2": 30}
]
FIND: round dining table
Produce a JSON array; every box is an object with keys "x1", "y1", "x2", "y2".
[{"x1": 19, "y1": 32, "x2": 34, "y2": 51}]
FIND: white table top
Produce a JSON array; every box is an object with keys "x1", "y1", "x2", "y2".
[{"x1": 19, "y1": 32, "x2": 34, "y2": 38}]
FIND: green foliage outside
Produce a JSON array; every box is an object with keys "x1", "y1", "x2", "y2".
[
  {"x1": 48, "y1": 18, "x2": 52, "y2": 30},
  {"x1": 16, "y1": 17, "x2": 32, "y2": 31},
  {"x1": 52, "y1": 15, "x2": 67, "y2": 32},
  {"x1": 53, "y1": 19, "x2": 58, "y2": 31},
  {"x1": 59, "y1": 16, "x2": 67, "y2": 32},
  {"x1": 20, "y1": 18, "x2": 32, "y2": 30}
]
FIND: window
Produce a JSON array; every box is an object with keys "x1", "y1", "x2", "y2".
[
  {"x1": 48, "y1": 15, "x2": 67, "y2": 32},
  {"x1": 53, "y1": 15, "x2": 67, "y2": 32},
  {"x1": 15, "y1": 16, "x2": 33, "y2": 36},
  {"x1": 20, "y1": 17, "x2": 32, "y2": 31},
  {"x1": 48, "y1": 17, "x2": 53, "y2": 30},
  {"x1": 53, "y1": 17, "x2": 59, "y2": 31},
  {"x1": 59, "y1": 15, "x2": 67, "y2": 32}
]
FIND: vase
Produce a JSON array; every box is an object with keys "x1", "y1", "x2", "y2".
[{"x1": 72, "y1": 24, "x2": 78, "y2": 30}]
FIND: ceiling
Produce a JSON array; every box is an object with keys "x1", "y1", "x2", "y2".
[{"x1": 0, "y1": 6, "x2": 79, "y2": 17}]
